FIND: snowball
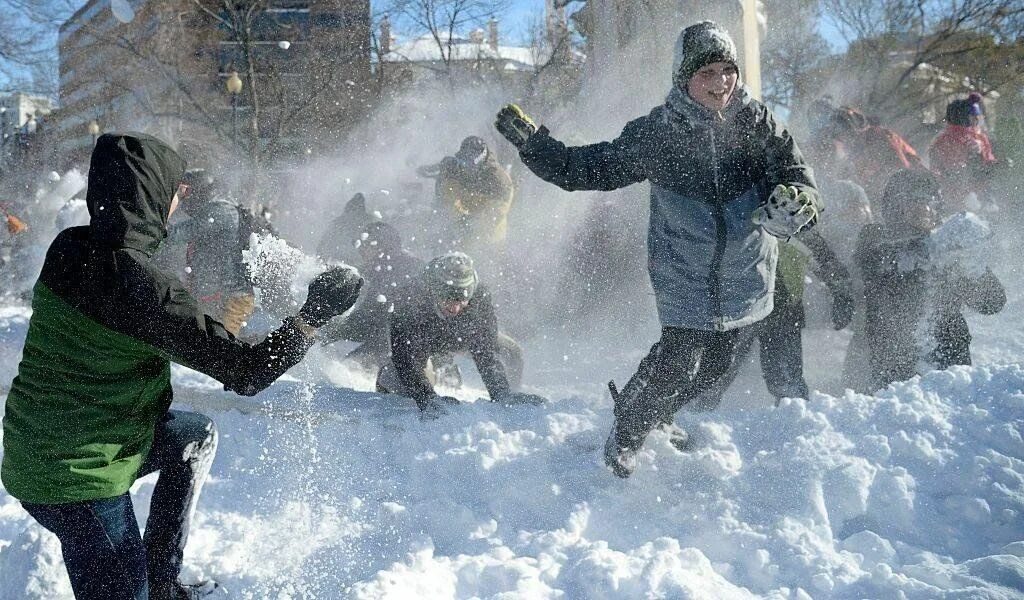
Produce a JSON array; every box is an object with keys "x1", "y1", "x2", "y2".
[{"x1": 278, "y1": 40, "x2": 291, "y2": 50}]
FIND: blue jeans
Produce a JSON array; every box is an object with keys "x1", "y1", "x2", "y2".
[{"x1": 21, "y1": 410, "x2": 218, "y2": 600}]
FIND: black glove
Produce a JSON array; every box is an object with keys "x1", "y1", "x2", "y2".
[
  {"x1": 299, "y1": 267, "x2": 363, "y2": 328},
  {"x1": 495, "y1": 104, "x2": 537, "y2": 149},
  {"x1": 493, "y1": 392, "x2": 546, "y2": 406},
  {"x1": 831, "y1": 291, "x2": 855, "y2": 330}
]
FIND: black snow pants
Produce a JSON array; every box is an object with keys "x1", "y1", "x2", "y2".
[
  {"x1": 613, "y1": 326, "x2": 740, "y2": 450},
  {"x1": 690, "y1": 298, "x2": 809, "y2": 411}
]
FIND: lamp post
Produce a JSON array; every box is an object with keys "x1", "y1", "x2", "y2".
[
  {"x1": 225, "y1": 71, "x2": 243, "y2": 148},
  {"x1": 87, "y1": 120, "x2": 100, "y2": 147}
]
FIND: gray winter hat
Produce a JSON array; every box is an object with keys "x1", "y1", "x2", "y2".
[
  {"x1": 425, "y1": 251, "x2": 479, "y2": 301},
  {"x1": 672, "y1": 21, "x2": 739, "y2": 85}
]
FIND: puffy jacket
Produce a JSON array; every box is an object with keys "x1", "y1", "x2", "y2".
[
  {"x1": 389, "y1": 279, "x2": 510, "y2": 404},
  {"x1": 855, "y1": 223, "x2": 1005, "y2": 391},
  {"x1": 843, "y1": 125, "x2": 923, "y2": 202},
  {"x1": 435, "y1": 154, "x2": 514, "y2": 249},
  {"x1": 928, "y1": 124, "x2": 998, "y2": 212},
  {"x1": 2, "y1": 133, "x2": 317, "y2": 504},
  {"x1": 520, "y1": 86, "x2": 819, "y2": 331}
]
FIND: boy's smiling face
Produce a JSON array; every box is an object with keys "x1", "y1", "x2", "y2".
[{"x1": 687, "y1": 62, "x2": 738, "y2": 112}]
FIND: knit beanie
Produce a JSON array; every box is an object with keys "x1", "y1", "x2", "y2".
[
  {"x1": 672, "y1": 21, "x2": 739, "y2": 85},
  {"x1": 424, "y1": 252, "x2": 479, "y2": 302},
  {"x1": 945, "y1": 99, "x2": 973, "y2": 127}
]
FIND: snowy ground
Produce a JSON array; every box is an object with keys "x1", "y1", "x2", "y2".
[{"x1": 1, "y1": 271, "x2": 1023, "y2": 598}]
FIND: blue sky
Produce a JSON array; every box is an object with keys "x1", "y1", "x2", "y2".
[{"x1": 504, "y1": 0, "x2": 546, "y2": 42}]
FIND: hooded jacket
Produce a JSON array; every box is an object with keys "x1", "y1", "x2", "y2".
[
  {"x1": 519, "y1": 86, "x2": 819, "y2": 331},
  {"x1": 928, "y1": 124, "x2": 998, "y2": 211},
  {"x1": 2, "y1": 133, "x2": 316, "y2": 504},
  {"x1": 435, "y1": 151, "x2": 514, "y2": 248}
]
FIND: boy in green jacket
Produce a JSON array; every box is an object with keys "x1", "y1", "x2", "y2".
[{"x1": 1, "y1": 133, "x2": 362, "y2": 600}]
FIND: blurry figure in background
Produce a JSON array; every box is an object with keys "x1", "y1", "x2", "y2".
[
  {"x1": 376, "y1": 252, "x2": 539, "y2": 416},
  {"x1": 687, "y1": 231, "x2": 852, "y2": 419},
  {"x1": 853, "y1": 169, "x2": 1005, "y2": 392},
  {"x1": 166, "y1": 169, "x2": 273, "y2": 336},
  {"x1": 928, "y1": 97, "x2": 1006, "y2": 215},
  {"x1": 803, "y1": 96, "x2": 842, "y2": 171},
  {"x1": 815, "y1": 180, "x2": 872, "y2": 266},
  {"x1": 822, "y1": 105, "x2": 924, "y2": 203},
  {"x1": 992, "y1": 114, "x2": 1024, "y2": 216},
  {"x1": 417, "y1": 136, "x2": 514, "y2": 261},
  {"x1": 320, "y1": 221, "x2": 423, "y2": 370},
  {"x1": 317, "y1": 192, "x2": 373, "y2": 266},
  {"x1": 497, "y1": 21, "x2": 820, "y2": 477},
  {"x1": 557, "y1": 195, "x2": 649, "y2": 336},
  {"x1": 0, "y1": 202, "x2": 29, "y2": 295}
]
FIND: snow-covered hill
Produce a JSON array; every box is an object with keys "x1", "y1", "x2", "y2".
[{"x1": 1, "y1": 292, "x2": 1022, "y2": 599}]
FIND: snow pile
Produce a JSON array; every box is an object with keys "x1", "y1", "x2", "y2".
[{"x1": 1, "y1": 310, "x2": 1021, "y2": 598}]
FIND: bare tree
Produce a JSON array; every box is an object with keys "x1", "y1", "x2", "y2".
[
  {"x1": 819, "y1": 0, "x2": 1024, "y2": 129},
  {"x1": 0, "y1": 0, "x2": 78, "y2": 94},
  {"x1": 760, "y1": 0, "x2": 831, "y2": 112},
  {"x1": 383, "y1": 0, "x2": 510, "y2": 80},
  {"x1": 65, "y1": 0, "x2": 372, "y2": 208}
]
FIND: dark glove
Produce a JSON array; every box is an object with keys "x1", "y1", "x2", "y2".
[
  {"x1": 493, "y1": 392, "x2": 546, "y2": 406},
  {"x1": 299, "y1": 267, "x2": 363, "y2": 328},
  {"x1": 495, "y1": 104, "x2": 537, "y2": 149},
  {"x1": 831, "y1": 291, "x2": 854, "y2": 330}
]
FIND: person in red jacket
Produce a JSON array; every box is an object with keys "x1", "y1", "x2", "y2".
[
  {"x1": 824, "y1": 106, "x2": 924, "y2": 203},
  {"x1": 928, "y1": 97, "x2": 1001, "y2": 215}
]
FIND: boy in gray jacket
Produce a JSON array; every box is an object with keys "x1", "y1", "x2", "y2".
[{"x1": 496, "y1": 21, "x2": 821, "y2": 477}]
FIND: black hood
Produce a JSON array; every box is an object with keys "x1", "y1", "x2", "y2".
[{"x1": 86, "y1": 132, "x2": 186, "y2": 255}]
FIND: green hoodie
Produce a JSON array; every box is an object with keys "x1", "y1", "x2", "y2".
[{"x1": 2, "y1": 133, "x2": 316, "y2": 504}]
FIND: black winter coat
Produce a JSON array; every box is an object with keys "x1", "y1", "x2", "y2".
[
  {"x1": 856, "y1": 224, "x2": 1005, "y2": 390},
  {"x1": 389, "y1": 279, "x2": 510, "y2": 403}
]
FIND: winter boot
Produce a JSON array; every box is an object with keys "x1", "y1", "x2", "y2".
[
  {"x1": 603, "y1": 421, "x2": 639, "y2": 478},
  {"x1": 150, "y1": 580, "x2": 219, "y2": 600},
  {"x1": 658, "y1": 418, "x2": 690, "y2": 452},
  {"x1": 604, "y1": 380, "x2": 647, "y2": 478}
]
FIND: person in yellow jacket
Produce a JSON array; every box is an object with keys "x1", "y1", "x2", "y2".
[{"x1": 418, "y1": 136, "x2": 513, "y2": 257}]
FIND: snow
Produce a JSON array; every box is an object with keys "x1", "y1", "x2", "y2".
[{"x1": 1, "y1": 283, "x2": 1022, "y2": 598}]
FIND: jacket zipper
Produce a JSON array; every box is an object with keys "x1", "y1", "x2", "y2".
[{"x1": 708, "y1": 126, "x2": 727, "y2": 329}]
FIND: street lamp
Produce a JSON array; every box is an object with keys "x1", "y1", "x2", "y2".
[
  {"x1": 87, "y1": 120, "x2": 100, "y2": 146},
  {"x1": 225, "y1": 71, "x2": 243, "y2": 148}
]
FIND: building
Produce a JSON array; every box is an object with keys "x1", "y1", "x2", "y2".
[
  {"x1": 55, "y1": 0, "x2": 372, "y2": 169},
  {"x1": 376, "y1": 18, "x2": 541, "y2": 90},
  {"x1": 0, "y1": 93, "x2": 55, "y2": 172}
]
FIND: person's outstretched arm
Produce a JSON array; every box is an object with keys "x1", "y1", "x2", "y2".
[
  {"x1": 518, "y1": 122, "x2": 648, "y2": 192},
  {"x1": 757, "y1": 104, "x2": 821, "y2": 211},
  {"x1": 496, "y1": 104, "x2": 647, "y2": 192},
  {"x1": 122, "y1": 263, "x2": 361, "y2": 396}
]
